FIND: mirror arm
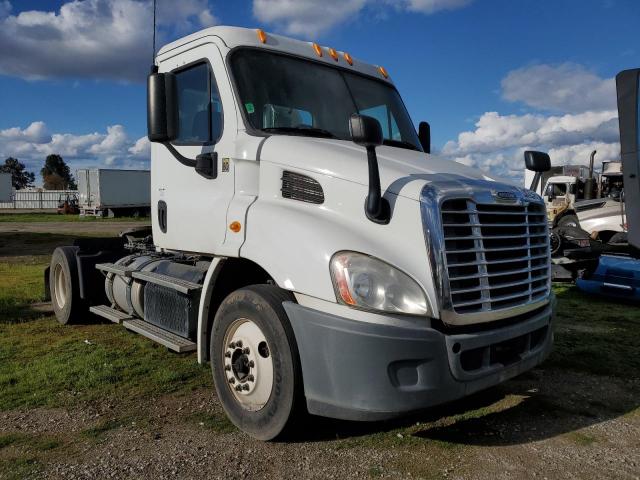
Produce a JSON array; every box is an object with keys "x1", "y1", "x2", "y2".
[
  {"x1": 161, "y1": 142, "x2": 197, "y2": 168},
  {"x1": 529, "y1": 172, "x2": 542, "y2": 193},
  {"x1": 365, "y1": 146, "x2": 391, "y2": 224}
]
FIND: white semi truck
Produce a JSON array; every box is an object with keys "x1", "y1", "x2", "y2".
[{"x1": 46, "y1": 27, "x2": 554, "y2": 440}]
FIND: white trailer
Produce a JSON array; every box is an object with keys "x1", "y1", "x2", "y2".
[
  {"x1": 47, "y1": 26, "x2": 555, "y2": 440},
  {"x1": 77, "y1": 168, "x2": 150, "y2": 217},
  {"x1": 0, "y1": 173, "x2": 12, "y2": 203}
]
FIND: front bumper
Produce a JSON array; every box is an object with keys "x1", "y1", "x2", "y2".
[{"x1": 283, "y1": 296, "x2": 555, "y2": 421}]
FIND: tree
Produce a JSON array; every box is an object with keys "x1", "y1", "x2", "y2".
[
  {"x1": 0, "y1": 157, "x2": 35, "y2": 189},
  {"x1": 41, "y1": 154, "x2": 77, "y2": 190}
]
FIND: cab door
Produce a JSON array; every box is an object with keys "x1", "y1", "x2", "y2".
[{"x1": 152, "y1": 41, "x2": 236, "y2": 254}]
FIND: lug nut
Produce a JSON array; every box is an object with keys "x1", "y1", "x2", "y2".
[
  {"x1": 228, "y1": 342, "x2": 235, "y2": 348},
  {"x1": 224, "y1": 351, "x2": 231, "y2": 358},
  {"x1": 247, "y1": 375, "x2": 254, "y2": 382},
  {"x1": 235, "y1": 385, "x2": 242, "y2": 392},
  {"x1": 236, "y1": 340, "x2": 243, "y2": 348},
  {"x1": 228, "y1": 377, "x2": 235, "y2": 384},
  {"x1": 243, "y1": 347, "x2": 250, "y2": 354},
  {"x1": 248, "y1": 360, "x2": 255, "y2": 368},
  {"x1": 242, "y1": 384, "x2": 250, "y2": 391},
  {"x1": 225, "y1": 365, "x2": 231, "y2": 371}
]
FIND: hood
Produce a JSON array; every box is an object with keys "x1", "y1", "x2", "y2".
[{"x1": 259, "y1": 136, "x2": 508, "y2": 200}]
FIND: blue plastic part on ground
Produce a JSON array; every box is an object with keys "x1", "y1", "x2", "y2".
[{"x1": 576, "y1": 254, "x2": 640, "y2": 301}]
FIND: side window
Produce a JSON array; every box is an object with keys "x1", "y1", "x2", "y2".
[
  {"x1": 360, "y1": 104, "x2": 403, "y2": 142},
  {"x1": 174, "y1": 62, "x2": 223, "y2": 144}
]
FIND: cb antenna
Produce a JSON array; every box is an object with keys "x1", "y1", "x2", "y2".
[{"x1": 151, "y1": 0, "x2": 158, "y2": 73}]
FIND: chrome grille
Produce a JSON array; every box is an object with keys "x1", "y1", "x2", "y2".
[{"x1": 441, "y1": 199, "x2": 550, "y2": 314}]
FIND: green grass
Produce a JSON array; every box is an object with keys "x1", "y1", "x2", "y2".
[
  {"x1": 565, "y1": 431, "x2": 598, "y2": 446},
  {"x1": 548, "y1": 284, "x2": 640, "y2": 378},
  {"x1": 0, "y1": 317, "x2": 210, "y2": 411},
  {"x1": 0, "y1": 456, "x2": 40, "y2": 480},
  {"x1": 186, "y1": 412, "x2": 236, "y2": 434},
  {"x1": 0, "y1": 212, "x2": 149, "y2": 222},
  {"x1": 0, "y1": 258, "x2": 47, "y2": 321}
]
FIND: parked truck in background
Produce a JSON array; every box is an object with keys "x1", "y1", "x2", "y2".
[
  {"x1": 0, "y1": 173, "x2": 12, "y2": 203},
  {"x1": 77, "y1": 168, "x2": 151, "y2": 217},
  {"x1": 46, "y1": 27, "x2": 555, "y2": 440}
]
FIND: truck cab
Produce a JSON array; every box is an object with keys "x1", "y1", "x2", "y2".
[
  {"x1": 543, "y1": 175, "x2": 581, "y2": 227},
  {"x1": 47, "y1": 26, "x2": 554, "y2": 440}
]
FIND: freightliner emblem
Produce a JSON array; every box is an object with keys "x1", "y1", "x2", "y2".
[{"x1": 494, "y1": 190, "x2": 517, "y2": 201}]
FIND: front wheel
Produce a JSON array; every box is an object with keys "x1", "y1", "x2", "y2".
[{"x1": 210, "y1": 285, "x2": 304, "y2": 440}]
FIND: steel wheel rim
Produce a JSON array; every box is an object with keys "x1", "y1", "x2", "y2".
[
  {"x1": 222, "y1": 318, "x2": 273, "y2": 412},
  {"x1": 53, "y1": 263, "x2": 67, "y2": 310}
]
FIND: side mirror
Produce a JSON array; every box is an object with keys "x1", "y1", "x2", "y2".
[
  {"x1": 524, "y1": 150, "x2": 551, "y2": 173},
  {"x1": 418, "y1": 121, "x2": 431, "y2": 154},
  {"x1": 349, "y1": 114, "x2": 389, "y2": 224},
  {"x1": 524, "y1": 150, "x2": 551, "y2": 193},
  {"x1": 147, "y1": 71, "x2": 178, "y2": 143},
  {"x1": 350, "y1": 114, "x2": 383, "y2": 147}
]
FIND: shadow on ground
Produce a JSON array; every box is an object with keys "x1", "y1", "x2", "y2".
[{"x1": 0, "y1": 233, "x2": 84, "y2": 257}]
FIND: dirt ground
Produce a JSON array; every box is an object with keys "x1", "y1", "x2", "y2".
[
  {"x1": 0, "y1": 220, "x2": 639, "y2": 480},
  {"x1": 2, "y1": 370, "x2": 638, "y2": 480}
]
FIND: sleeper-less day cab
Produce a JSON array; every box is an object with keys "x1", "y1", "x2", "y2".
[{"x1": 47, "y1": 27, "x2": 555, "y2": 440}]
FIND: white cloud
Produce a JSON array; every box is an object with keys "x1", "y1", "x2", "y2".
[
  {"x1": 0, "y1": 122, "x2": 150, "y2": 175},
  {"x1": 253, "y1": 0, "x2": 367, "y2": 36},
  {"x1": 0, "y1": 0, "x2": 217, "y2": 82},
  {"x1": 402, "y1": 0, "x2": 473, "y2": 14},
  {"x1": 501, "y1": 63, "x2": 616, "y2": 113},
  {"x1": 129, "y1": 136, "x2": 151, "y2": 158},
  {"x1": 441, "y1": 64, "x2": 620, "y2": 183},
  {"x1": 253, "y1": 0, "x2": 473, "y2": 36},
  {"x1": 443, "y1": 110, "x2": 618, "y2": 156}
]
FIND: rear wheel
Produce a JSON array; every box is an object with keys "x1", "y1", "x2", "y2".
[
  {"x1": 210, "y1": 285, "x2": 304, "y2": 440},
  {"x1": 50, "y1": 247, "x2": 87, "y2": 325}
]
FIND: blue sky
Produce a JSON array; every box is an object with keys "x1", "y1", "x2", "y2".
[{"x1": 0, "y1": 0, "x2": 637, "y2": 182}]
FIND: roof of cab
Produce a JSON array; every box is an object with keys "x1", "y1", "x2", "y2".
[{"x1": 156, "y1": 25, "x2": 391, "y2": 83}]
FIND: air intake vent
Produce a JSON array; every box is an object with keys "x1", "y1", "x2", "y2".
[{"x1": 281, "y1": 171, "x2": 324, "y2": 204}]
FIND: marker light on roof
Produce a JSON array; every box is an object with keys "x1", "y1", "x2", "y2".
[
  {"x1": 378, "y1": 66, "x2": 389, "y2": 78},
  {"x1": 256, "y1": 29, "x2": 267, "y2": 43},
  {"x1": 328, "y1": 48, "x2": 339, "y2": 61},
  {"x1": 312, "y1": 43, "x2": 323, "y2": 57},
  {"x1": 343, "y1": 52, "x2": 354, "y2": 65}
]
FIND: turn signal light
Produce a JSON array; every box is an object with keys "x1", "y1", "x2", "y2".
[
  {"x1": 343, "y1": 52, "x2": 353, "y2": 65},
  {"x1": 328, "y1": 47, "x2": 339, "y2": 61},
  {"x1": 378, "y1": 66, "x2": 389, "y2": 78},
  {"x1": 229, "y1": 221, "x2": 242, "y2": 233},
  {"x1": 256, "y1": 29, "x2": 267, "y2": 43},
  {"x1": 312, "y1": 43, "x2": 323, "y2": 57}
]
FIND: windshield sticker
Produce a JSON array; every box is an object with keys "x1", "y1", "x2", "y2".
[{"x1": 245, "y1": 102, "x2": 255, "y2": 114}]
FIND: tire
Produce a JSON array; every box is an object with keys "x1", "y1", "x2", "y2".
[
  {"x1": 49, "y1": 246, "x2": 87, "y2": 325},
  {"x1": 557, "y1": 214, "x2": 579, "y2": 228},
  {"x1": 210, "y1": 285, "x2": 304, "y2": 441}
]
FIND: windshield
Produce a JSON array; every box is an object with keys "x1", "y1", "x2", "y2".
[{"x1": 230, "y1": 49, "x2": 423, "y2": 151}]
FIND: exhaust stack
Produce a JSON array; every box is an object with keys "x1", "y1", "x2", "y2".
[{"x1": 584, "y1": 150, "x2": 597, "y2": 200}]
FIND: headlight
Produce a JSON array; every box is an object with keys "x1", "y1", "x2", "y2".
[{"x1": 330, "y1": 252, "x2": 429, "y2": 316}]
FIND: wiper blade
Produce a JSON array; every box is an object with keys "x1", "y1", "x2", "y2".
[
  {"x1": 262, "y1": 126, "x2": 338, "y2": 139},
  {"x1": 382, "y1": 139, "x2": 420, "y2": 151}
]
